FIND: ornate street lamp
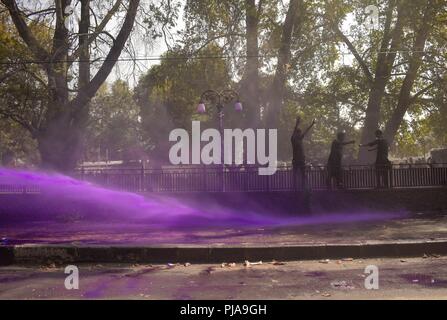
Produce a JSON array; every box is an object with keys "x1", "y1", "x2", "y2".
[
  {"x1": 197, "y1": 89, "x2": 243, "y2": 175},
  {"x1": 197, "y1": 89, "x2": 243, "y2": 138},
  {"x1": 197, "y1": 89, "x2": 242, "y2": 118},
  {"x1": 197, "y1": 88, "x2": 242, "y2": 146}
]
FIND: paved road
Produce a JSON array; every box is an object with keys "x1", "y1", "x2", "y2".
[
  {"x1": 1, "y1": 256, "x2": 446, "y2": 299},
  {"x1": 1, "y1": 211, "x2": 447, "y2": 246}
]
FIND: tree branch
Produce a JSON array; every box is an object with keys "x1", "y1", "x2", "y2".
[
  {"x1": 68, "y1": 0, "x2": 123, "y2": 65},
  {"x1": 0, "y1": 108, "x2": 37, "y2": 136},
  {"x1": 69, "y1": 0, "x2": 140, "y2": 111},
  {"x1": 1, "y1": 0, "x2": 50, "y2": 62},
  {"x1": 332, "y1": 25, "x2": 374, "y2": 85},
  {"x1": 410, "y1": 83, "x2": 435, "y2": 103}
]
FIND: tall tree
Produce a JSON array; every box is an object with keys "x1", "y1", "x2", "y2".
[
  {"x1": 329, "y1": 0, "x2": 446, "y2": 162},
  {"x1": 384, "y1": 0, "x2": 439, "y2": 144},
  {"x1": 330, "y1": 0, "x2": 406, "y2": 162},
  {"x1": 135, "y1": 45, "x2": 232, "y2": 166},
  {"x1": 86, "y1": 80, "x2": 143, "y2": 162},
  {"x1": 265, "y1": 0, "x2": 303, "y2": 129},
  {"x1": 239, "y1": 0, "x2": 262, "y2": 127},
  {"x1": 0, "y1": 0, "x2": 140, "y2": 171}
]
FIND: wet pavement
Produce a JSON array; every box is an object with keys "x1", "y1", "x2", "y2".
[
  {"x1": 1, "y1": 256, "x2": 446, "y2": 299},
  {"x1": 1, "y1": 211, "x2": 447, "y2": 246}
]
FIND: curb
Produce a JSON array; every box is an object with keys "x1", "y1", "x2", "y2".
[{"x1": 1, "y1": 240, "x2": 447, "y2": 265}]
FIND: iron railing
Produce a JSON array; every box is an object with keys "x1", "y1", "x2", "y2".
[{"x1": 71, "y1": 164, "x2": 447, "y2": 193}]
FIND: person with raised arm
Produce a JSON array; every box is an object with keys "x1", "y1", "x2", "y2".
[{"x1": 291, "y1": 116, "x2": 315, "y2": 190}]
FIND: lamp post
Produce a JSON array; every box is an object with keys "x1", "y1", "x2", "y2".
[
  {"x1": 197, "y1": 90, "x2": 242, "y2": 192},
  {"x1": 197, "y1": 89, "x2": 243, "y2": 166}
]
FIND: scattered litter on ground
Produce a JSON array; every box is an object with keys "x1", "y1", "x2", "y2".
[
  {"x1": 319, "y1": 259, "x2": 330, "y2": 264},
  {"x1": 203, "y1": 267, "x2": 216, "y2": 274},
  {"x1": 321, "y1": 292, "x2": 331, "y2": 297},
  {"x1": 221, "y1": 262, "x2": 237, "y2": 268},
  {"x1": 342, "y1": 258, "x2": 354, "y2": 262},
  {"x1": 184, "y1": 263, "x2": 191, "y2": 267},
  {"x1": 123, "y1": 266, "x2": 159, "y2": 277},
  {"x1": 40, "y1": 263, "x2": 58, "y2": 271},
  {"x1": 244, "y1": 260, "x2": 262, "y2": 267},
  {"x1": 271, "y1": 260, "x2": 286, "y2": 266},
  {"x1": 330, "y1": 280, "x2": 355, "y2": 290},
  {"x1": 400, "y1": 259, "x2": 407, "y2": 263}
]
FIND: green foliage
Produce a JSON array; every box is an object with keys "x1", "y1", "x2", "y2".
[
  {"x1": 134, "y1": 44, "x2": 232, "y2": 164},
  {"x1": 0, "y1": 11, "x2": 48, "y2": 166},
  {"x1": 86, "y1": 80, "x2": 145, "y2": 162},
  {"x1": 1, "y1": 0, "x2": 446, "y2": 166}
]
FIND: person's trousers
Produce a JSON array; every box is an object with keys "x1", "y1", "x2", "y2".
[
  {"x1": 327, "y1": 166, "x2": 342, "y2": 189},
  {"x1": 375, "y1": 164, "x2": 392, "y2": 188},
  {"x1": 293, "y1": 163, "x2": 306, "y2": 191}
]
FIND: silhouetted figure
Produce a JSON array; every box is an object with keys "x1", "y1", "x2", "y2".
[
  {"x1": 327, "y1": 132, "x2": 355, "y2": 189},
  {"x1": 291, "y1": 117, "x2": 315, "y2": 190},
  {"x1": 360, "y1": 129, "x2": 392, "y2": 188}
]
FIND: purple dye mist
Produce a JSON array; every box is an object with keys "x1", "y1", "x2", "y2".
[{"x1": 0, "y1": 168, "x2": 406, "y2": 230}]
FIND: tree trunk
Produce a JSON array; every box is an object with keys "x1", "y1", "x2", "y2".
[
  {"x1": 358, "y1": 1, "x2": 405, "y2": 163},
  {"x1": 2, "y1": 0, "x2": 140, "y2": 173},
  {"x1": 37, "y1": 113, "x2": 84, "y2": 171},
  {"x1": 384, "y1": 1, "x2": 435, "y2": 146},
  {"x1": 78, "y1": 0, "x2": 90, "y2": 90},
  {"x1": 265, "y1": 0, "x2": 302, "y2": 129},
  {"x1": 240, "y1": 0, "x2": 260, "y2": 128}
]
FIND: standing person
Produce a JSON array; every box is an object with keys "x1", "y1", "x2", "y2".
[
  {"x1": 360, "y1": 129, "x2": 392, "y2": 188},
  {"x1": 327, "y1": 132, "x2": 355, "y2": 189},
  {"x1": 291, "y1": 117, "x2": 315, "y2": 190}
]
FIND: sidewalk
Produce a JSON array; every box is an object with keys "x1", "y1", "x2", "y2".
[{"x1": 1, "y1": 211, "x2": 447, "y2": 264}]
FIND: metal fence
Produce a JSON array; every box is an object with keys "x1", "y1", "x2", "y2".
[{"x1": 72, "y1": 164, "x2": 447, "y2": 193}]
